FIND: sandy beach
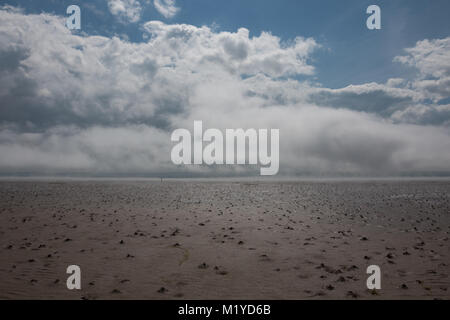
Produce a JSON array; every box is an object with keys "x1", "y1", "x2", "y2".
[{"x1": 0, "y1": 179, "x2": 449, "y2": 299}]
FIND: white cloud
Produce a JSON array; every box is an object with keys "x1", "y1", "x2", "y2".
[
  {"x1": 153, "y1": 0, "x2": 179, "y2": 19},
  {"x1": 142, "y1": 21, "x2": 318, "y2": 77},
  {"x1": 395, "y1": 38, "x2": 450, "y2": 102},
  {"x1": 0, "y1": 8, "x2": 449, "y2": 176},
  {"x1": 395, "y1": 38, "x2": 450, "y2": 79},
  {"x1": 108, "y1": 0, "x2": 142, "y2": 23}
]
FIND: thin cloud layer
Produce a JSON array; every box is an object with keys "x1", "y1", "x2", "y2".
[
  {"x1": 0, "y1": 8, "x2": 449, "y2": 176},
  {"x1": 153, "y1": 0, "x2": 179, "y2": 19}
]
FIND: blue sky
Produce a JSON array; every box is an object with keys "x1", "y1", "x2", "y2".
[{"x1": 4, "y1": 0, "x2": 450, "y2": 88}]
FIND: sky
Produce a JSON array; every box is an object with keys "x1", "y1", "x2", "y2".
[{"x1": 0, "y1": 0, "x2": 450, "y2": 177}]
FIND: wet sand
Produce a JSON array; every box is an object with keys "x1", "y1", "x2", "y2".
[{"x1": 0, "y1": 179, "x2": 449, "y2": 299}]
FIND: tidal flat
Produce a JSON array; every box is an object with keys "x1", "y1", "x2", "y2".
[{"x1": 0, "y1": 179, "x2": 449, "y2": 299}]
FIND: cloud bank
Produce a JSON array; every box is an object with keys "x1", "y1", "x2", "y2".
[{"x1": 0, "y1": 7, "x2": 449, "y2": 177}]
